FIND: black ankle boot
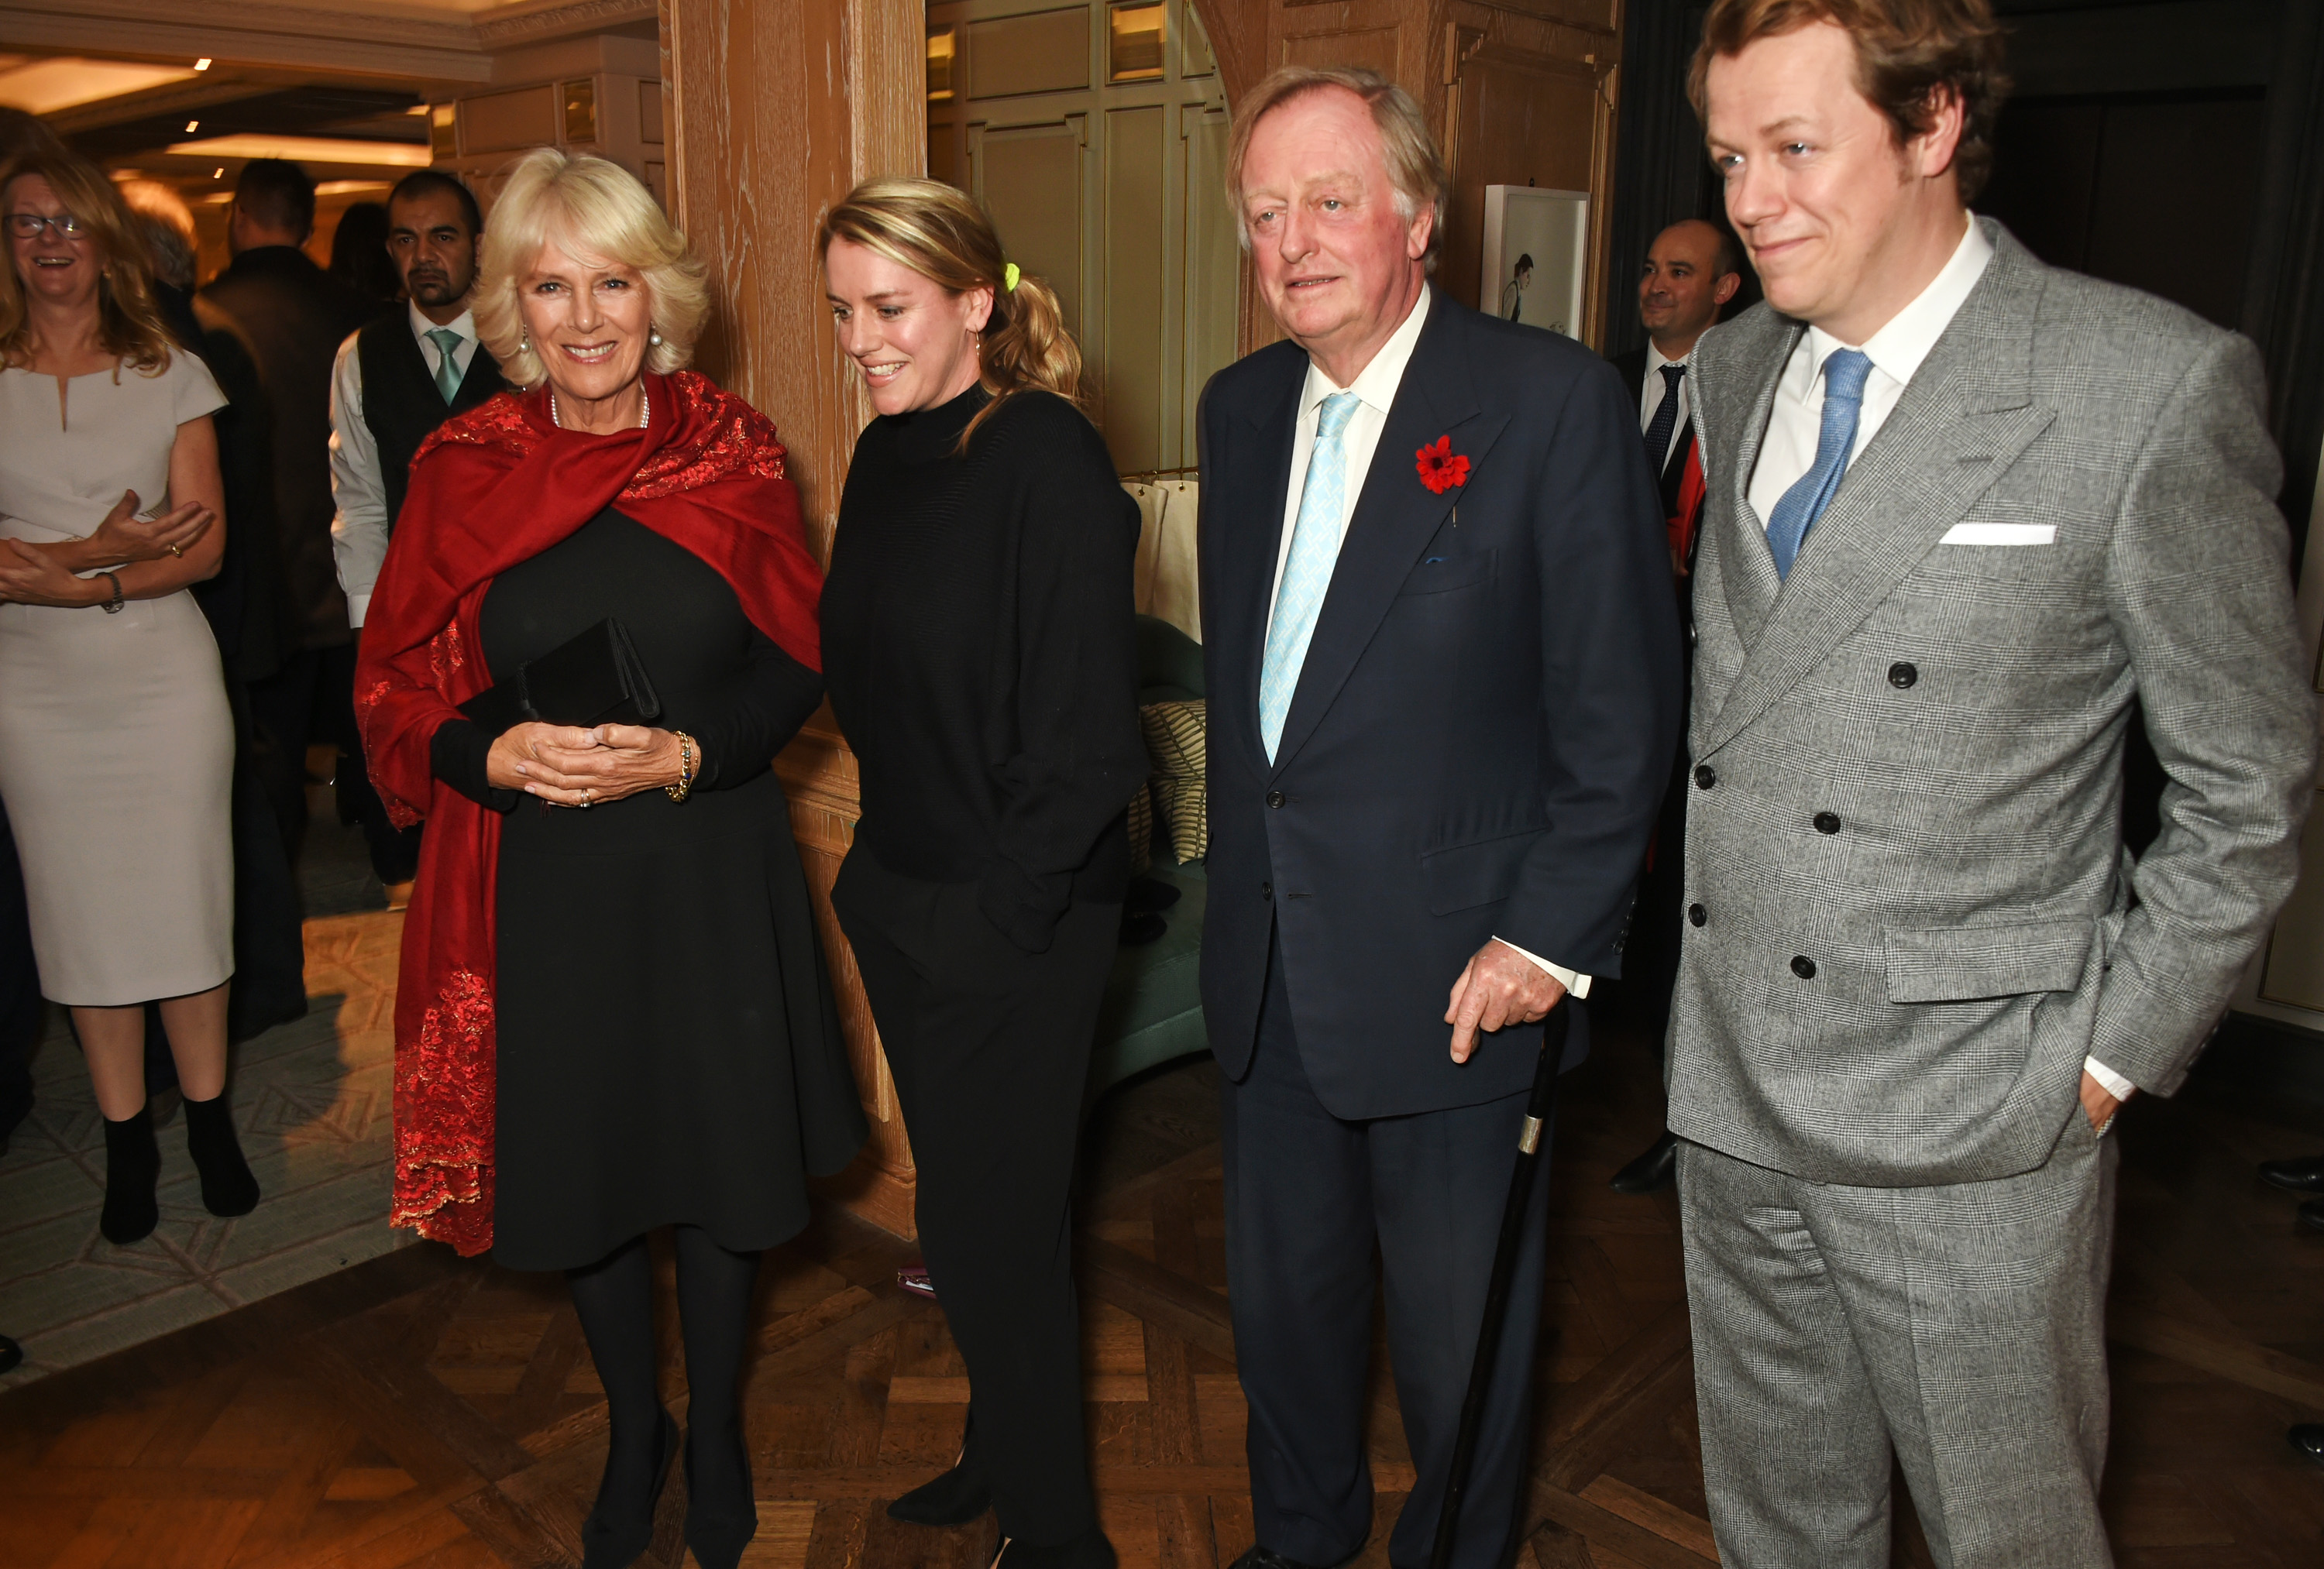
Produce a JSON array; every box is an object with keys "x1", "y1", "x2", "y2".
[
  {"x1": 101, "y1": 1110, "x2": 160, "y2": 1244},
  {"x1": 683, "y1": 1419, "x2": 758, "y2": 1569},
  {"x1": 581, "y1": 1406, "x2": 678, "y2": 1569},
  {"x1": 889, "y1": 1412, "x2": 991, "y2": 1525},
  {"x1": 184, "y1": 1094, "x2": 259, "y2": 1217},
  {"x1": 992, "y1": 1523, "x2": 1118, "y2": 1568}
]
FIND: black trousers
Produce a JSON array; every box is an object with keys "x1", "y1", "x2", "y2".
[
  {"x1": 248, "y1": 643, "x2": 420, "y2": 884},
  {"x1": 1222, "y1": 932, "x2": 1555, "y2": 1569},
  {"x1": 832, "y1": 849, "x2": 1118, "y2": 1547}
]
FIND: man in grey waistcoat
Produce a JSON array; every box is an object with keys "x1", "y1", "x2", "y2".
[{"x1": 1671, "y1": 2, "x2": 2316, "y2": 1564}]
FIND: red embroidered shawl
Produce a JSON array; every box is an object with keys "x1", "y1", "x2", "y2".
[{"x1": 354, "y1": 370, "x2": 823, "y2": 1255}]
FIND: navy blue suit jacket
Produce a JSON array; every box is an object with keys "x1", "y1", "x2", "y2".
[{"x1": 1197, "y1": 291, "x2": 1683, "y2": 1120}]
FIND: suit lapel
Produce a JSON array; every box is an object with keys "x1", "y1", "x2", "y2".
[
  {"x1": 1700, "y1": 232, "x2": 2057, "y2": 759},
  {"x1": 1713, "y1": 316, "x2": 1796, "y2": 654},
  {"x1": 1270, "y1": 298, "x2": 1508, "y2": 774},
  {"x1": 1215, "y1": 352, "x2": 1305, "y2": 772}
]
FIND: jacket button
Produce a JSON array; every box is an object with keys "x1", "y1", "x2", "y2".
[
  {"x1": 1888, "y1": 661, "x2": 1918, "y2": 689},
  {"x1": 1266, "y1": 790, "x2": 1285, "y2": 809},
  {"x1": 1790, "y1": 955, "x2": 1817, "y2": 979},
  {"x1": 1687, "y1": 903, "x2": 1707, "y2": 927},
  {"x1": 1694, "y1": 764, "x2": 1716, "y2": 790},
  {"x1": 1261, "y1": 881, "x2": 1273, "y2": 901},
  {"x1": 1813, "y1": 812, "x2": 1841, "y2": 835}
]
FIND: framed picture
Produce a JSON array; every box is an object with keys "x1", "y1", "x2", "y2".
[{"x1": 1481, "y1": 185, "x2": 1589, "y2": 340}]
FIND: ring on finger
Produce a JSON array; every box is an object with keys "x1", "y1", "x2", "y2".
[{"x1": 167, "y1": 542, "x2": 183, "y2": 558}]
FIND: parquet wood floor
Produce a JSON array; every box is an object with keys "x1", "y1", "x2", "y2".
[{"x1": 4, "y1": 1016, "x2": 2323, "y2": 1567}]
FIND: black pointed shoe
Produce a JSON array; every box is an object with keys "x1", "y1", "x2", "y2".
[
  {"x1": 1609, "y1": 1131, "x2": 1679, "y2": 1195},
  {"x1": 580, "y1": 1406, "x2": 677, "y2": 1569},
  {"x1": 2291, "y1": 1423, "x2": 2324, "y2": 1468},
  {"x1": 2259, "y1": 1155, "x2": 2324, "y2": 1195},
  {"x1": 100, "y1": 1110, "x2": 161, "y2": 1245},
  {"x1": 891, "y1": 1413, "x2": 990, "y2": 1525},
  {"x1": 991, "y1": 1524, "x2": 1118, "y2": 1568}
]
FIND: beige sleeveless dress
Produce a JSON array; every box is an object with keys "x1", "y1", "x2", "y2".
[{"x1": 0, "y1": 354, "x2": 235, "y2": 1006}]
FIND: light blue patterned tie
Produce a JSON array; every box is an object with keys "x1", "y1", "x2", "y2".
[
  {"x1": 425, "y1": 328, "x2": 464, "y2": 403},
  {"x1": 1260, "y1": 391, "x2": 1363, "y2": 760},
  {"x1": 1765, "y1": 348, "x2": 1873, "y2": 579}
]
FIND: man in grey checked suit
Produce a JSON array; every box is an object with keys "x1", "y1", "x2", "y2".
[{"x1": 1671, "y1": 3, "x2": 2316, "y2": 1565}]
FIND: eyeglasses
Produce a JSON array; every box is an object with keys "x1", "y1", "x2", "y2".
[{"x1": 5, "y1": 213, "x2": 87, "y2": 240}]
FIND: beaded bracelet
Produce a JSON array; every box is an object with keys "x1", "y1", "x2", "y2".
[{"x1": 665, "y1": 730, "x2": 698, "y2": 803}]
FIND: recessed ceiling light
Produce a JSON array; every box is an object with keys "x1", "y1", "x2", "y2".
[
  {"x1": 184, "y1": 120, "x2": 199, "y2": 132},
  {"x1": 194, "y1": 58, "x2": 211, "y2": 70}
]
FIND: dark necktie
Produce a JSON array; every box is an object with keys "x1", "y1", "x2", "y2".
[{"x1": 1642, "y1": 362, "x2": 1686, "y2": 476}]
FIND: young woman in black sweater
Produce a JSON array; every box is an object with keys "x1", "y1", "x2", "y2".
[{"x1": 818, "y1": 180, "x2": 1145, "y2": 1569}]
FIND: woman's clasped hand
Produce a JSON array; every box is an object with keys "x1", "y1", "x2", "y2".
[
  {"x1": 0, "y1": 487, "x2": 215, "y2": 605},
  {"x1": 483, "y1": 722, "x2": 694, "y2": 807}
]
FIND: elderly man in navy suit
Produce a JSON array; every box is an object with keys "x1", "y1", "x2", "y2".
[{"x1": 1197, "y1": 67, "x2": 1682, "y2": 1569}]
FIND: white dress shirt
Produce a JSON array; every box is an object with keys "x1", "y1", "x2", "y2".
[
  {"x1": 1639, "y1": 341, "x2": 1694, "y2": 473},
  {"x1": 1270, "y1": 286, "x2": 1590, "y2": 999},
  {"x1": 329, "y1": 303, "x2": 482, "y2": 627},
  {"x1": 1738, "y1": 216, "x2": 2133, "y2": 1109},
  {"x1": 1743, "y1": 218, "x2": 1990, "y2": 520}
]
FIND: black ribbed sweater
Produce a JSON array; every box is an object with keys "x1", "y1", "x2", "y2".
[{"x1": 822, "y1": 384, "x2": 1144, "y2": 952}]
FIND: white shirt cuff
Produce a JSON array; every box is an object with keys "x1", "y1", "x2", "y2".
[
  {"x1": 1493, "y1": 937, "x2": 1590, "y2": 998},
  {"x1": 346, "y1": 592, "x2": 370, "y2": 629},
  {"x1": 2083, "y1": 1056, "x2": 2135, "y2": 1101}
]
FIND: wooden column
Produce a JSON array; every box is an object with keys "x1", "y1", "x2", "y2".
[{"x1": 661, "y1": 0, "x2": 926, "y2": 1238}]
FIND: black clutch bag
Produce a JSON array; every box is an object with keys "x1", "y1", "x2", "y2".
[{"x1": 457, "y1": 617, "x2": 662, "y2": 738}]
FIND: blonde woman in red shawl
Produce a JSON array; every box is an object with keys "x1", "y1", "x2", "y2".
[{"x1": 354, "y1": 149, "x2": 865, "y2": 1569}]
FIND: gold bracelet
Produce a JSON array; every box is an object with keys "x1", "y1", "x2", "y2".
[{"x1": 665, "y1": 730, "x2": 697, "y2": 803}]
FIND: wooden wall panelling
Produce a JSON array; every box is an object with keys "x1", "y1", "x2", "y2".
[
  {"x1": 1439, "y1": 2, "x2": 1622, "y2": 343},
  {"x1": 662, "y1": 0, "x2": 926, "y2": 1238}
]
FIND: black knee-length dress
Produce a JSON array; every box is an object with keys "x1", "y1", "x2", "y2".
[{"x1": 431, "y1": 506, "x2": 866, "y2": 1272}]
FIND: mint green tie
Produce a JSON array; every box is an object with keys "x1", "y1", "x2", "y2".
[{"x1": 425, "y1": 328, "x2": 463, "y2": 403}]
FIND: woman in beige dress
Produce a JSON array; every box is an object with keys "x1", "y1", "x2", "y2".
[{"x1": 0, "y1": 149, "x2": 259, "y2": 1243}]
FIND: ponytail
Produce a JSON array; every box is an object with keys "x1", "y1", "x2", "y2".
[{"x1": 819, "y1": 177, "x2": 1083, "y2": 447}]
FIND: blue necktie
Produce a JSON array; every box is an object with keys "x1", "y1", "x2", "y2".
[
  {"x1": 425, "y1": 328, "x2": 464, "y2": 403},
  {"x1": 1260, "y1": 392, "x2": 1363, "y2": 760},
  {"x1": 1642, "y1": 362, "x2": 1686, "y2": 476},
  {"x1": 1765, "y1": 348, "x2": 1873, "y2": 579}
]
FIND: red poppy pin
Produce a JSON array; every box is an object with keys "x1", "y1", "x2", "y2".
[{"x1": 1416, "y1": 435, "x2": 1470, "y2": 495}]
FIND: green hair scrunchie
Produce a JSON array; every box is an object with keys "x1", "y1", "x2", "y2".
[{"x1": 1002, "y1": 262, "x2": 1021, "y2": 293}]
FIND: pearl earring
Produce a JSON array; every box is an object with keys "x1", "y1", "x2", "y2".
[
  {"x1": 519, "y1": 333, "x2": 529, "y2": 352},
  {"x1": 648, "y1": 328, "x2": 662, "y2": 345}
]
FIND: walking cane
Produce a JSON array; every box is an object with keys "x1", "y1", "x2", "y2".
[{"x1": 1427, "y1": 1003, "x2": 1569, "y2": 1569}]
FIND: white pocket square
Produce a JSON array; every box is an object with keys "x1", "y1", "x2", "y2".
[{"x1": 1941, "y1": 523, "x2": 2054, "y2": 545}]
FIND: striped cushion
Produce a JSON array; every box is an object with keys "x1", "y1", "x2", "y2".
[
  {"x1": 1140, "y1": 699, "x2": 1207, "y2": 864},
  {"x1": 1126, "y1": 779, "x2": 1154, "y2": 876}
]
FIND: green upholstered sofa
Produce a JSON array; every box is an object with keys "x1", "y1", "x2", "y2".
[{"x1": 1088, "y1": 616, "x2": 1209, "y2": 1100}]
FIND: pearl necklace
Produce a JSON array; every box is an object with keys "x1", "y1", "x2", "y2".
[{"x1": 549, "y1": 386, "x2": 650, "y2": 430}]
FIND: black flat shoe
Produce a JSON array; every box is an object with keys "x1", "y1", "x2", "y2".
[
  {"x1": 580, "y1": 1406, "x2": 677, "y2": 1569},
  {"x1": 889, "y1": 1412, "x2": 989, "y2": 1525},
  {"x1": 2301, "y1": 1200, "x2": 2324, "y2": 1237},
  {"x1": 0, "y1": 1334, "x2": 22, "y2": 1376},
  {"x1": 1609, "y1": 1131, "x2": 1679, "y2": 1195},
  {"x1": 2292, "y1": 1423, "x2": 2324, "y2": 1468},
  {"x1": 2260, "y1": 1155, "x2": 2324, "y2": 1194},
  {"x1": 683, "y1": 1420, "x2": 758, "y2": 1569},
  {"x1": 991, "y1": 1523, "x2": 1117, "y2": 1568},
  {"x1": 100, "y1": 1111, "x2": 160, "y2": 1245}
]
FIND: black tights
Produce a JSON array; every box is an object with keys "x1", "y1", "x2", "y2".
[{"x1": 566, "y1": 1227, "x2": 761, "y2": 1504}]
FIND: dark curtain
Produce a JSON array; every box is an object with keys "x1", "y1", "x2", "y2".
[{"x1": 2243, "y1": 0, "x2": 2324, "y2": 571}]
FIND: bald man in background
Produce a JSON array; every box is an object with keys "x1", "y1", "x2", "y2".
[{"x1": 1607, "y1": 218, "x2": 1741, "y2": 1195}]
